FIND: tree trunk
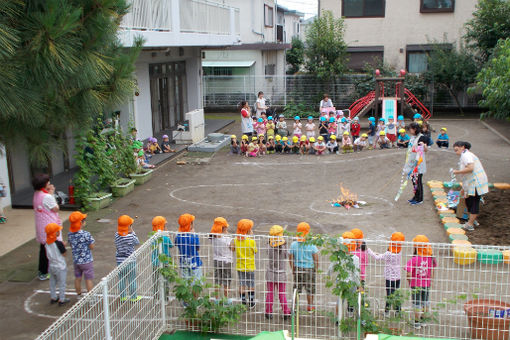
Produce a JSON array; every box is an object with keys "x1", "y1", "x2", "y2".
[{"x1": 443, "y1": 84, "x2": 464, "y2": 115}]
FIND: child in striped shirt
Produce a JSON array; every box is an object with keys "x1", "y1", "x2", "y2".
[{"x1": 115, "y1": 215, "x2": 140, "y2": 302}]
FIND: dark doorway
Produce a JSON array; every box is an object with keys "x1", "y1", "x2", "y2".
[{"x1": 149, "y1": 61, "x2": 188, "y2": 135}]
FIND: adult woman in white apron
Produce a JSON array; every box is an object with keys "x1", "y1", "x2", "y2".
[{"x1": 240, "y1": 101, "x2": 253, "y2": 138}]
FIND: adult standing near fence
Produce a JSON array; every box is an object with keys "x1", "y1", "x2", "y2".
[
  {"x1": 255, "y1": 91, "x2": 268, "y2": 119},
  {"x1": 319, "y1": 94, "x2": 334, "y2": 110},
  {"x1": 407, "y1": 122, "x2": 429, "y2": 205},
  {"x1": 33, "y1": 173, "x2": 62, "y2": 281},
  {"x1": 452, "y1": 141, "x2": 488, "y2": 231},
  {"x1": 240, "y1": 101, "x2": 253, "y2": 138}
]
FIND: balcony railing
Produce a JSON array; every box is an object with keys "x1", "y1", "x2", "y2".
[{"x1": 120, "y1": 0, "x2": 240, "y2": 36}]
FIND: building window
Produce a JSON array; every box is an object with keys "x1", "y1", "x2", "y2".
[
  {"x1": 346, "y1": 48, "x2": 384, "y2": 72},
  {"x1": 265, "y1": 64, "x2": 276, "y2": 76},
  {"x1": 407, "y1": 52, "x2": 428, "y2": 73},
  {"x1": 343, "y1": 0, "x2": 385, "y2": 18},
  {"x1": 420, "y1": 0, "x2": 454, "y2": 13},
  {"x1": 264, "y1": 5, "x2": 274, "y2": 27},
  {"x1": 203, "y1": 67, "x2": 233, "y2": 76}
]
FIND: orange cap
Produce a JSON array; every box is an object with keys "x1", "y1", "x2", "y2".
[
  {"x1": 236, "y1": 219, "x2": 254, "y2": 239},
  {"x1": 210, "y1": 217, "x2": 229, "y2": 234},
  {"x1": 69, "y1": 211, "x2": 87, "y2": 232},
  {"x1": 342, "y1": 231, "x2": 356, "y2": 252},
  {"x1": 351, "y1": 228, "x2": 364, "y2": 239},
  {"x1": 117, "y1": 215, "x2": 134, "y2": 236},
  {"x1": 297, "y1": 222, "x2": 311, "y2": 242},
  {"x1": 45, "y1": 223, "x2": 63, "y2": 245},
  {"x1": 413, "y1": 235, "x2": 432, "y2": 256},
  {"x1": 178, "y1": 214, "x2": 195, "y2": 232},
  {"x1": 390, "y1": 232, "x2": 405, "y2": 254},
  {"x1": 152, "y1": 216, "x2": 167, "y2": 232}
]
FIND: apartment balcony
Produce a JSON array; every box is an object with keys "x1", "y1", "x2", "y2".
[{"x1": 119, "y1": 0, "x2": 241, "y2": 48}]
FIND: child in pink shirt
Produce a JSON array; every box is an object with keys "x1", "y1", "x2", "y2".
[
  {"x1": 406, "y1": 235, "x2": 437, "y2": 330},
  {"x1": 351, "y1": 228, "x2": 367, "y2": 284}
]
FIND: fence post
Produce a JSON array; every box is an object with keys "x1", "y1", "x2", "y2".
[
  {"x1": 158, "y1": 233, "x2": 167, "y2": 330},
  {"x1": 102, "y1": 278, "x2": 112, "y2": 340},
  {"x1": 243, "y1": 76, "x2": 246, "y2": 101},
  {"x1": 337, "y1": 296, "x2": 342, "y2": 339}
]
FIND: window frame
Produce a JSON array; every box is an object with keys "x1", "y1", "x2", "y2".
[
  {"x1": 420, "y1": 0, "x2": 455, "y2": 13},
  {"x1": 264, "y1": 5, "x2": 274, "y2": 27},
  {"x1": 342, "y1": 0, "x2": 386, "y2": 18}
]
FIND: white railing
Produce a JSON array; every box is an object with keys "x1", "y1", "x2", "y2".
[
  {"x1": 37, "y1": 231, "x2": 510, "y2": 340},
  {"x1": 120, "y1": 0, "x2": 240, "y2": 36}
]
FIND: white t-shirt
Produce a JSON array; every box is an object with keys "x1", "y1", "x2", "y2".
[
  {"x1": 212, "y1": 236, "x2": 233, "y2": 263},
  {"x1": 255, "y1": 98, "x2": 266, "y2": 118},
  {"x1": 241, "y1": 109, "x2": 253, "y2": 134},
  {"x1": 354, "y1": 138, "x2": 368, "y2": 147},
  {"x1": 459, "y1": 150, "x2": 475, "y2": 170},
  {"x1": 45, "y1": 242, "x2": 67, "y2": 271},
  {"x1": 42, "y1": 194, "x2": 58, "y2": 211},
  {"x1": 320, "y1": 99, "x2": 333, "y2": 108}
]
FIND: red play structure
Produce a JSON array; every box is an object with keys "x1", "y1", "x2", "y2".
[{"x1": 348, "y1": 70, "x2": 431, "y2": 121}]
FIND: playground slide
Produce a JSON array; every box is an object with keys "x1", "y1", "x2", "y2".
[{"x1": 381, "y1": 98, "x2": 397, "y2": 124}]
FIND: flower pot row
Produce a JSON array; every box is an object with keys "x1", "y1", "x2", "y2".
[{"x1": 85, "y1": 169, "x2": 154, "y2": 210}]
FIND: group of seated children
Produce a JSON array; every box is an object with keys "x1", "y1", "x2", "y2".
[
  {"x1": 130, "y1": 133, "x2": 177, "y2": 169},
  {"x1": 234, "y1": 111, "x2": 449, "y2": 156}
]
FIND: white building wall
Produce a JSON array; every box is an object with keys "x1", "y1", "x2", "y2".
[
  {"x1": 320, "y1": 0, "x2": 477, "y2": 69},
  {"x1": 0, "y1": 149, "x2": 11, "y2": 209}
]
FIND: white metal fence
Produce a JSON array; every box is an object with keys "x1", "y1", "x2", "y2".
[
  {"x1": 203, "y1": 75, "x2": 480, "y2": 111},
  {"x1": 37, "y1": 231, "x2": 510, "y2": 340}
]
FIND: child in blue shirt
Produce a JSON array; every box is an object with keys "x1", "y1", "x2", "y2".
[
  {"x1": 397, "y1": 129, "x2": 410, "y2": 148},
  {"x1": 175, "y1": 213, "x2": 202, "y2": 282},
  {"x1": 436, "y1": 127, "x2": 449, "y2": 148},
  {"x1": 367, "y1": 117, "x2": 376, "y2": 148}
]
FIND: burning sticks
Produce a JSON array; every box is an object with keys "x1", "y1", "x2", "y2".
[{"x1": 330, "y1": 183, "x2": 366, "y2": 210}]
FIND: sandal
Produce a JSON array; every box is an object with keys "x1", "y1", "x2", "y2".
[{"x1": 0, "y1": 216, "x2": 6, "y2": 224}]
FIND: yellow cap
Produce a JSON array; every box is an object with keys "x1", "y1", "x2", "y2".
[
  {"x1": 275, "y1": 135, "x2": 281, "y2": 140},
  {"x1": 361, "y1": 133, "x2": 368, "y2": 138},
  {"x1": 292, "y1": 136, "x2": 298, "y2": 142},
  {"x1": 252, "y1": 136, "x2": 258, "y2": 141},
  {"x1": 399, "y1": 129, "x2": 406, "y2": 134},
  {"x1": 231, "y1": 135, "x2": 236, "y2": 139},
  {"x1": 282, "y1": 136, "x2": 288, "y2": 141},
  {"x1": 268, "y1": 135, "x2": 274, "y2": 139},
  {"x1": 258, "y1": 134, "x2": 264, "y2": 137},
  {"x1": 318, "y1": 136, "x2": 324, "y2": 141},
  {"x1": 441, "y1": 127, "x2": 447, "y2": 132},
  {"x1": 242, "y1": 135, "x2": 248, "y2": 140},
  {"x1": 343, "y1": 131, "x2": 349, "y2": 136},
  {"x1": 379, "y1": 131, "x2": 386, "y2": 136},
  {"x1": 309, "y1": 137, "x2": 316, "y2": 142},
  {"x1": 300, "y1": 135, "x2": 307, "y2": 141},
  {"x1": 330, "y1": 134, "x2": 337, "y2": 140}
]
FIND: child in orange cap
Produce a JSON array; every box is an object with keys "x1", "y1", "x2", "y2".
[
  {"x1": 234, "y1": 219, "x2": 257, "y2": 308},
  {"x1": 367, "y1": 232, "x2": 405, "y2": 316},
  {"x1": 151, "y1": 216, "x2": 173, "y2": 266},
  {"x1": 351, "y1": 228, "x2": 367, "y2": 285},
  {"x1": 406, "y1": 235, "x2": 437, "y2": 329},
  {"x1": 265, "y1": 225, "x2": 291, "y2": 320},
  {"x1": 209, "y1": 217, "x2": 233, "y2": 300},
  {"x1": 289, "y1": 222, "x2": 319, "y2": 313},
  {"x1": 175, "y1": 214, "x2": 202, "y2": 283},
  {"x1": 45, "y1": 223, "x2": 69, "y2": 305},
  {"x1": 115, "y1": 215, "x2": 140, "y2": 302},
  {"x1": 68, "y1": 211, "x2": 95, "y2": 298}
]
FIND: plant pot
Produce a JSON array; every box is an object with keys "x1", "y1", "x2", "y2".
[
  {"x1": 111, "y1": 178, "x2": 136, "y2": 197},
  {"x1": 87, "y1": 193, "x2": 112, "y2": 211},
  {"x1": 129, "y1": 169, "x2": 153, "y2": 185},
  {"x1": 464, "y1": 299, "x2": 510, "y2": 340}
]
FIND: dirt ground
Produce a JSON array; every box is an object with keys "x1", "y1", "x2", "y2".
[
  {"x1": 1, "y1": 117, "x2": 510, "y2": 339},
  {"x1": 468, "y1": 189, "x2": 510, "y2": 246}
]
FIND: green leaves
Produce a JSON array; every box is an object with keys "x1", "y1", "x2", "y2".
[{"x1": 286, "y1": 37, "x2": 305, "y2": 75}]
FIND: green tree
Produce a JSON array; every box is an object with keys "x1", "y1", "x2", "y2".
[
  {"x1": 464, "y1": 0, "x2": 510, "y2": 62},
  {"x1": 0, "y1": 0, "x2": 142, "y2": 166},
  {"x1": 473, "y1": 38, "x2": 510, "y2": 119},
  {"x1": 305, "y1": 10, "x2": 348, "y2": 80},
  {"x1": 286, "y1": 36, "x2": 305, "y2": 74},
  {"x1": 424, "y1": 43, "x2": 479, "y2": 114},
  {"x1": 285, "y1": 37, "x2": 305, "y2": 74}
]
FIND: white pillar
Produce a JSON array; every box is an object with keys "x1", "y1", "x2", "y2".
[{"x1": 171, "y1": 0, "x2": 180, "y2": 33}]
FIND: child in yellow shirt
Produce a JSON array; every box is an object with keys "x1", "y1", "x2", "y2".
[{"x1": 234, "y1": 219, "x2": 258, "y2": 309}]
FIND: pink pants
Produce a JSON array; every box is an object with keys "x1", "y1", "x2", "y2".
[{"x1": 265, "y1": 282, "x2": 290, "y2": 314}]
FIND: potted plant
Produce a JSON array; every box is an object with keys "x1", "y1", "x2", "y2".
[
  {"x1": 464, "y1": 299, "x2": 510, "y2": 340},
  {"x1": 129, "y1": 168, "x2": 153, "y2": 185},
  {"x1": 87, "y1": 192, "x2": 113, "y2": 211},
  {"x1": 110, "y1": 177, "x2": 136, "y2": 197}
]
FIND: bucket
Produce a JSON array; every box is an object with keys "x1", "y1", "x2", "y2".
[{"x1": 464, "y1": 299, "x2": 510, "y2": 340}]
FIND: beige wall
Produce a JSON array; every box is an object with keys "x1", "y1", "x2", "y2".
[{"x1": 320, "y1": 0, "x2": 477, "y2": 69}]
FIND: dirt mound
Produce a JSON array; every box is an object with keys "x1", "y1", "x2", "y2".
[{"x1": 468, "y1": 190, "x2": 510, "y2": 246}]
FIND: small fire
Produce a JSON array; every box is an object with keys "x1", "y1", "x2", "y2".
[{"x1": 331, "y1": 183, "x2": 359, "y2": 209}]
